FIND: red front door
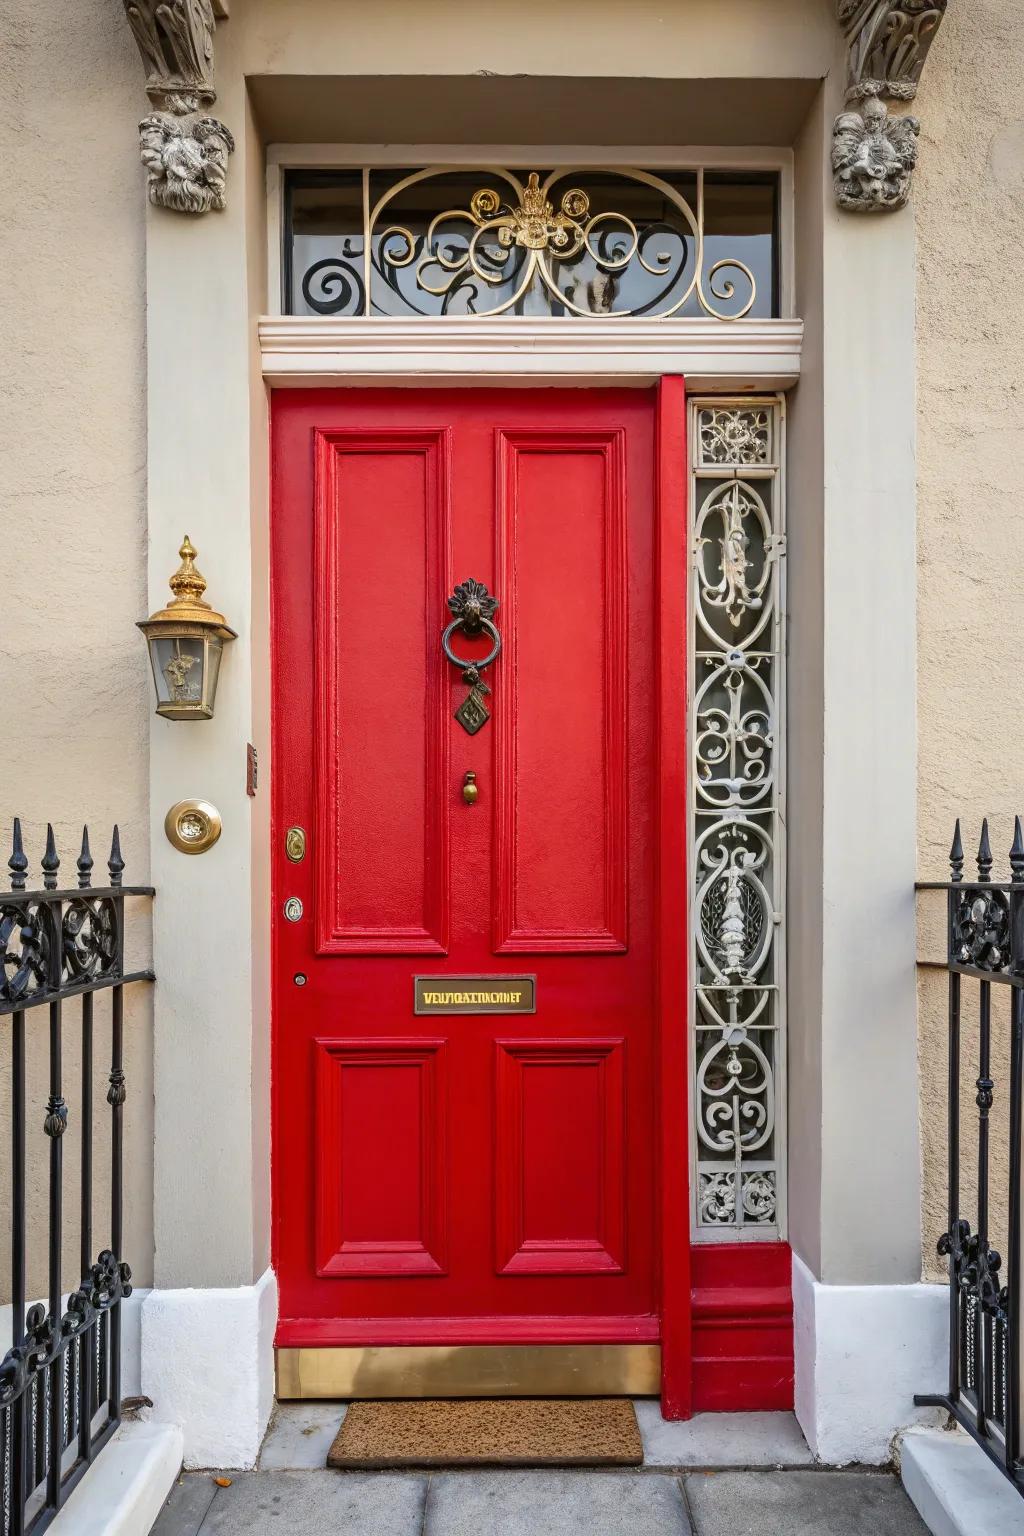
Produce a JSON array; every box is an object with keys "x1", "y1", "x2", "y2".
[{"x1": 271, "y1": 386, "x2": 688, "y2": 1386}]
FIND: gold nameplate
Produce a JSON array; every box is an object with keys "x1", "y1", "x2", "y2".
[{"x1": 414, "y1": 975, "x2": 536, "y2": 1015}]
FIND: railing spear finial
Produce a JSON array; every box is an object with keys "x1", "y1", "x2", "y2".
[
  {"x1": 9, "y1": 818, "x2": 28, "y2": 892},
  {"x1": 108, "y1": 825, "x2": 124, "y2": 888},
  {"x1": 977, "y1": 818, "x2": 993, "y2": 883},
  {"x1": 1010, "y1": 816, "x2": 1024, "y2": 885},
  {"x1": 77, "y1": 826, "x2": 93, "y2": 889},
  {"x1": 41, "y1": 824, "x2": 60, "y2": 890},
  {"x1": 950, "y1": 819, "x2": 964, "y2": 883}
]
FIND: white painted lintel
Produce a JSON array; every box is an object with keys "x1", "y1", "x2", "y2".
[{"x1": 258, "y1": 316, "x2": 803, "y2": 391}]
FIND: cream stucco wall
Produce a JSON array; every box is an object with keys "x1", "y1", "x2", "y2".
[
  {"x1": 0, "y1": 1, "x2": 152, "y2": 1293},
  {"x1": 3, "y1": 0, "x2": 1018, "y2": 1309},
  {"x1": 914, "y1": 0, "x2": 1024, "y2": 1281}
]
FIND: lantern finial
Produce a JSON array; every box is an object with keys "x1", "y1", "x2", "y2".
[
  {"x1": 141, "y1": 534, "x2": 234, "y2": 633},
  {"x1": 167, "y1": 535, "x2": 211, "y2": 611}
]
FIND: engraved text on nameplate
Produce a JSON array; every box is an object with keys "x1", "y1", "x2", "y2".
[{"x1": 414, "y1": 976, "x2": 537, "y2": 1014}]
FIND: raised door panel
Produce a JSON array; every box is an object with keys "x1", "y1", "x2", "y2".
[
  {"x1": 315, "y1": 1038, "x2": 447, "y2": 1276},
  {"x1": 494, "y1": 1038, "x2": 626, "y2": 1275},
  {"x1": 494, "y1": 431, "x2": 627, "y2": 952},
  {"x1": 314, "y1": 429, "x2": 450, "y2": 954}
]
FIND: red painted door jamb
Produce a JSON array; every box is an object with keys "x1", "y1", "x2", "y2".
[{"x1": 656, "y1": 375, "x2": 692, "y2": 1419}]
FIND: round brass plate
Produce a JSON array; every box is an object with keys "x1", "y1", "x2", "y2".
[{"x1": 165, "y1": 799, "x2": 222, "y2": 855}]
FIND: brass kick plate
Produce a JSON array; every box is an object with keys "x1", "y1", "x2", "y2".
[{"x1": 276, "y1": 1344, "x2": 660, "y2": 1400}]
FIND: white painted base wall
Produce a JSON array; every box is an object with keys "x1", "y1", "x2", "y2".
[
  {"x1": 792, "y1": 1253, "x2": 948, "y2": 1464},
  {"x1": 141, "y1": 1267, "x2": 277, "y2": 1469}
]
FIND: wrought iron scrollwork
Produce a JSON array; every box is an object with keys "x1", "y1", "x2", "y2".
[
  {"x1": 952, "y1": 886, "x2": 1011, "y2": 973},
  {"x1": 694, "y1": 654, "x2": 775, "y2": 810},
  {"x1": 698, "y1": 408, "x2": 772, "y2": 467},
  {"x1": 698, "y1": 1168, "x2": 778, "y2": 1226},
  {"x1": 1, "y1": 819, "x2": 152, "y2": 1535},
  {"x1": 695, "y1": 479, "x2": 780, "y2": 646},
  {"x1": 63, "y1": 898, "x2": 118, "y2": 980},
  {"x1": 0, "y1": 823, "x2": 130, "y2": 1010},
  {"x1": 916, "y1": 819, "x2": 1024, "y2": 1497},
  {"x1": 293, "y1": 165, "x2": 766, "y2": 320},
  {"x1": 0, "y1": 899, "x2": 51, "y2": 1007},
  {"x1": 691, "y1": 404, "x2": 785, "y2": 1234},
  {"x1": 301, "y1": 249, "x2": 365, "y2": 317}
]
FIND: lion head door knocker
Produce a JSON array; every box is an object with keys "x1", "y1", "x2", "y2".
[{"x1": 442, "y1": 579, "x2": 501, "y2": 735}]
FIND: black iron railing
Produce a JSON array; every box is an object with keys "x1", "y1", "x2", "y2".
[
  {"x1": 916, "y1": 819, "x2": 1024, "y2": 1495},
  {"x1": 0, "y1": 820, "x2": 153, "y2": 1535}
]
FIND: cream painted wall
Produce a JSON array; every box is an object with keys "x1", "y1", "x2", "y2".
[
  {"x1": 914, "y1": 0, "x2": 1024, "y2": 1280},
  {"x1": 238, "y1": 0, "x2": 836, "y2": 80},
  {"x1": 0, "y1": 1, "x2": 152, "y2": 1292},
  {"x1": 4, "y1": 0, "x2": 1013, "y2": 1304}
]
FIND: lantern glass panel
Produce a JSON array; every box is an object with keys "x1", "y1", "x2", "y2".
[
  {"x1": 204, "y1": 639, "x2": 224, "y2": 711},
  {"x1": 150, "y1": 636, "x2": 207, "y2": 709}
]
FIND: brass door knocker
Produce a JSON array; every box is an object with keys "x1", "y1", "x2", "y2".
[{"x1": 442, "y1": 579, "x2": 501, "y2": 735}]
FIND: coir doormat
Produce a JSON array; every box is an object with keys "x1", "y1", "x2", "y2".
[{"x1": 327, "y1": 1398, "x2": 643, "y2": 1468}]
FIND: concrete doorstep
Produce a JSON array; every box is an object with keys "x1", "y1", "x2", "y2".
[
  {"x1": 146, "y1": 1404, "x2": 931, "y2": 1536},
  {"x1": 52, "y1": 1407, "x2": 1002, "y2": 1536}
]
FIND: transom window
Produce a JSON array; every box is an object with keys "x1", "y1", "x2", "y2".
[{"x1": 284, "y1": 166, "x2": 779, "y2": 320}]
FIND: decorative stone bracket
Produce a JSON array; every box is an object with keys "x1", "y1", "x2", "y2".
[
  {"x1": 119, "y1": 1, "x2": 947, "y2": 220},
  {"x1": 832, "y1": 0, "x2": 949, "y2": 212},
  {"x1": 123, "y1": 0, "x2": 234, "y2": 213}
]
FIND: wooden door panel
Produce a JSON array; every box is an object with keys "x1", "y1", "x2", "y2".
[
  {"x1": 494, "y1": 432, "x2": 627, "y2": 952},
  {"x1": 495, "y1": 1039, "x2": 626, "y2": 1275},
  {"x1": 314, "y1": 429, "x2": 450, "y2": 954},
  {"x1": 273, "y1": 387, "x2": 668, "y2": 1350},
  {"x1": 315, "y1": 1038, "x2": 448, "y2": 1277}
]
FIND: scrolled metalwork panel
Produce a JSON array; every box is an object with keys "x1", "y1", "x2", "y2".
[
  {"x1": 689, "y1": 402, "x2": 786, "y2": 1238},
  {"x1": 286, "y1": 167, "x2": 778, "y2": 321},
  {"x1": 698, "y1": 407, "x2": 772, "y2": 467}
]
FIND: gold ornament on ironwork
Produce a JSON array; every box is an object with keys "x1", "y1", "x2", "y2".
[
  {"x1": 474, "y1": 173, "x2": 590, "y2": 254},
  {"x1": 366, "y1": 166, "x2": 757, "y2": 320}
]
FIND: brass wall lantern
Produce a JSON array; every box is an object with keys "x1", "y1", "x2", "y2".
[{"x1": 138, "y1": 536, "x2": 236, "y2": 720}]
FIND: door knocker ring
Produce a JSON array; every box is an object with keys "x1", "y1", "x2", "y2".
[{"x1": 442, "y1": 579, "x2": 501, "y2": 735}]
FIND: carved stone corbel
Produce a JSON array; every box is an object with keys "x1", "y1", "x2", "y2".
[
  {"x1": 833, "y1": 1, "x2": 949, "y2": 212},
  {"x1": 123, "y1": 0, "x2": 234, "y2": 214}
]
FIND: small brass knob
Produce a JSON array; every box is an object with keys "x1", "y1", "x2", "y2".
[{"x1": 462, "y1": 771, "x2": 479, "y2": 806}]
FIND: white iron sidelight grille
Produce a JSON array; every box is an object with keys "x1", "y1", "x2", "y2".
[{"x1": 688, "y1": 398, "x2": 787, "y2": 1240}]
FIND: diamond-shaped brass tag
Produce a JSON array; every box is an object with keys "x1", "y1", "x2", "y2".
[{"x1": 455, "y1": 691, "x2": 490, "y2": 735}]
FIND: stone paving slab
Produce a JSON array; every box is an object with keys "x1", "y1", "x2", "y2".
[
  {"x1": 150, "y1": 1472, "x2": 218, "y2": 1536},
  {"x1": 259, "y1": 1402, "x2": 348, "y2": 1470},
  {"x1": 424, "y1": 1470, "x2": 692, "y2": 1535},
  {"x1": 149, "y1": 1467, "x2": 932, "y2": 1536},
  {"x1": 635, "y1": 1403, "x2": 814, "y2": 1468},
  {"x1": 684, "y1": 1470, "x2": 932, "y2": 1536},
  {"x1": 153, "y1": 1470, "x2": 427, "y2": 1536}
]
